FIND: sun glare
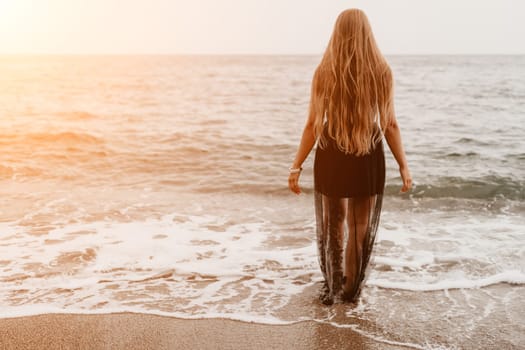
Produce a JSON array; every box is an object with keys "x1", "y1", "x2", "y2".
[
  {"x1": 0, "y1": 0, "x2": 20, "y2": 24},
  {"x1": 0, "y1": 0, "x2": 36, "y2": 38}
]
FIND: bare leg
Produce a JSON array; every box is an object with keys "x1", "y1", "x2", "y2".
[
  {"x1": 314, "y1": 192, "x2": 327, "y2": 276},
  {"x1": 320, "y1": 195, "x2": 347, "y2": 304},
  {"x1": 343, "y1": 195, "x2": 376, "y2": 301}
]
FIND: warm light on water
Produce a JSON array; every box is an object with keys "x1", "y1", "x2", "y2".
[{"x1": 0, "y1": 55, "x2": 524, "y2": 348}]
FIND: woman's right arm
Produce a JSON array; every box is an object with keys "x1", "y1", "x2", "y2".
[{"x1": 384, "y1": 114, "x2": 412, "y2": 193}]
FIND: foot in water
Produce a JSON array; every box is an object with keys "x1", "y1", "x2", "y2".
[
  {"x1": 341, "y1": 276, "x2": 362, "y2": 304},
  {"x1": 318, "y1": 281, "x2": 333, "y2": 305},
  {"x1": 318, "y1": 278, "x2": 350, "y2": 306}
]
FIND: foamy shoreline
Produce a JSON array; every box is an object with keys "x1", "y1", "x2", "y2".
[{"x1": 2, "y1": 283, "x2": 523, "y2": 349}]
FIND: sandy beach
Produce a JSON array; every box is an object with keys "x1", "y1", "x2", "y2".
[
  {"x1": 1, "y1": 283, "x2": 524, "y2": 350},
  {"x1": 0, "y1": 312, "x2": 408, "y2": 350}
]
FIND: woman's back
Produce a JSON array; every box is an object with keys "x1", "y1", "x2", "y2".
[{"x1": 288, "y1": 8, "x2": 411, "y2": 305}]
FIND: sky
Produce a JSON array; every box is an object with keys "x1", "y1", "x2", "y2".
[{"x1": 0, "y1": 0, "x2": 523, "y2": 55}]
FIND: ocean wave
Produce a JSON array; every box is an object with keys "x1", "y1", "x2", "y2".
[
  {"x1": 453, "y1": 137, "x2": 493, "y2": 146},
  {"x1": 506, "y1": 153, "x2": 525, "y2": 161},
  {"x1": 0, "y1": 164, "x2": 44, "y2": 178},
  {"x1": 444, "y1": 151, "x2": 479, "y2": 158},
  {"x1": 385, "y1": 175, "x2": 524, "y2": 200},
  {"x1": 57, "y1": 111, "x2": 98, "y2": 120},
  {"x1": 192, "y1": 174, "x2": 524, "y2": 201},
  {"x1": 369, "y1": 270, "x2": 525, "y2": 291},
  {"x1": 1, "y1": 131, "x2": 104, "y2": 147},
  {"x1": 27, "y1": 132, "x2": 104, "y2": 145},
  {"x1": 0, "y1": 165, "x2": 14, "y2": 177}
]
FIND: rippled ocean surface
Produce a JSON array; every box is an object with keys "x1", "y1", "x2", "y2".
[{"x1": 1, "y1": 55, "x2": 524, "y2": 349}]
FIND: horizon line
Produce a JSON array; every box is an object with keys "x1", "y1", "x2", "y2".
[{"x1": 1, "y1": 52, "x2": 524, "y2": 56}]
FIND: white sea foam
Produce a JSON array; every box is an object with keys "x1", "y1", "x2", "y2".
[
  {"x1": 373, "y1": 256, "x2": 434, "y2": 269},
  {"x1": 0, "y1": 214, "x2": 320, "y2": 320},
  {"x1": 1, "y1": 209, "x2": 524, "y2": 323},
  {"x1": 369, "y1": 270, "x2": 525, "y2": 291},
  {"x1": 0, "y1": 305, "x2": 296, "y2": 325}
]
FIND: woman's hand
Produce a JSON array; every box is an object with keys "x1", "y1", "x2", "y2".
[
  {"x1": 288, "y1": 172, "x2": 301, "y2": 195},
  {"x1": 399, "y1": 166, "x2": 412, "y2": 193}
]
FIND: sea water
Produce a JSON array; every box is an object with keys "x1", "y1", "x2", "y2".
[{"x1": 0, "y1": 55, "x2": 524, "y2": 348}]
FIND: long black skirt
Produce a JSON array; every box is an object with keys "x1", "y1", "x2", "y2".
[{"x1": 313, "y1": 137, "x2": 385, "y2": 305}]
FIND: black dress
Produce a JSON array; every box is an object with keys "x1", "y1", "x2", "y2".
[{"x1": 313, "y1": 126, "x2": 385, "y2": 304}]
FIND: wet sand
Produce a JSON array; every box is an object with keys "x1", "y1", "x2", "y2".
[
  {"x1": 0, "y1": 312, "x2": 407, "y2": 350},
  {"x1": 1, "y1": 284, "x2": 524, "y2": 349}
]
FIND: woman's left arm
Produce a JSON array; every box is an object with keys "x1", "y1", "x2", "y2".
[{"x1": 288, "y1": 116, "x2": 316, "y2": 195}]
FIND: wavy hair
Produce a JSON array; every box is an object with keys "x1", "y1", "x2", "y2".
[{"x1": 311, "y1": 9, "x2": 394, "y2": 156}]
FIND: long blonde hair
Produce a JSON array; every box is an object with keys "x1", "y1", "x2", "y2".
[{"x1": 311, "y1": 9, "x2": 394, "y2": 156}]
